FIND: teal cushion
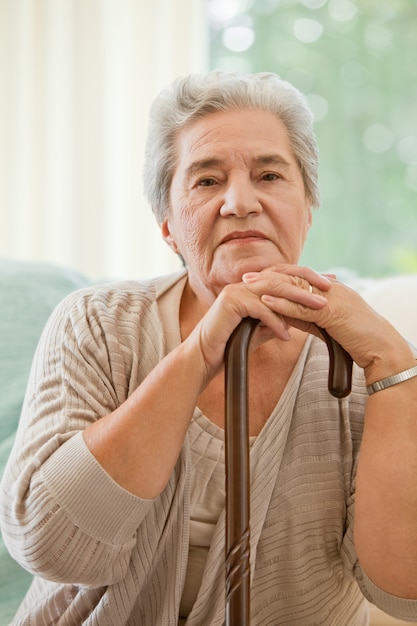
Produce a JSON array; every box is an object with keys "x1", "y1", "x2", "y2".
[{"x1": 0, "y1": 258, "x2": 90, "y2": 624}]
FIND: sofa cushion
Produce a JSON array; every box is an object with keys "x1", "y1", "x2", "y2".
[
  {"x1": 362, "y1": 274, "x2": 417, "y2": 348},
  {"x1": 0, "y1": 258, "x2": 90, "y2": 623}
]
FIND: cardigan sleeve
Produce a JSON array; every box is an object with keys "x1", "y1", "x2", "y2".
[{"x1": 0, "y1": 282, "x2": 168, "y2": 586}]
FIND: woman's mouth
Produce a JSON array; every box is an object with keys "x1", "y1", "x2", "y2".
[{"x1": 220, "y1": 230, "x2": 268, "y2": 245}]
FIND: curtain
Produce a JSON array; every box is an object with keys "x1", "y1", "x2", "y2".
[{"x1": 0, "y1": 0, "x2": 208, "y2": 280}]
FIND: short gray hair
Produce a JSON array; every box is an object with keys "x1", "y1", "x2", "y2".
[{"x1": 143, "y1": 70, "x2": 320, "y2": 224}]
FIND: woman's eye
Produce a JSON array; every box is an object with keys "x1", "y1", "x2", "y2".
[
  {"x1": 262, "y1": 172, "x2": 280, "y2": 181},
  {"x1": 198, "y1": 178, "x2": 217, "y2": 187}
]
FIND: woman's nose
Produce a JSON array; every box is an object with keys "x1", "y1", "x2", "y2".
[{"x1": 219, "y1": 177, "x2": 262, "y2": 217}]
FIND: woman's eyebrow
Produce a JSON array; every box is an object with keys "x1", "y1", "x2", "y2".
[
  {"x1": 185, "y1": 158, "x2": 224, "y2": 180},
  {"x1": 253, "y1": 154, "x2": 292, "y2": 169}
]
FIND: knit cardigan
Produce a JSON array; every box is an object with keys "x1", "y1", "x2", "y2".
[{"x1": 1, "y1": 271, "x2": 417, "y2": 625}]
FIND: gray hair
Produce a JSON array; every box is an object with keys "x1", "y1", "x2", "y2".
[{"x1": 143, "y1": 70, "x2": 320, "y2": 224}]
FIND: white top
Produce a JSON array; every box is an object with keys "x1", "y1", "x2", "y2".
[{"x1": 180, "y1": 411, "x2": 257, "y2": 619}]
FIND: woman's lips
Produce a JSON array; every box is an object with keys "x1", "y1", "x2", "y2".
[{"x1": 220, "y1": 230, "x2": 268, "y2": 244}]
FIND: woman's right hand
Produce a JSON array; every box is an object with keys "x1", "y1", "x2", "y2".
[{"x1": 188, "y1": 264, "x2": 330, "y2": 385}]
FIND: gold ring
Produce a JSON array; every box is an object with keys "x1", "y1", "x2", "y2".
[{"x1": 308, "y1": 283, "x2": 313, "y2": 293}]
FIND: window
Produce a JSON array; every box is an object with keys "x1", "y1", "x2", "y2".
[{"x1": 208, "y1": 0, "x2": 417, "y2": 277}]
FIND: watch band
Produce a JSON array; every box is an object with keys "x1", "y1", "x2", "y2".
[{"x1": 367, "y1": 361, "x2": 417, "y2": 395}]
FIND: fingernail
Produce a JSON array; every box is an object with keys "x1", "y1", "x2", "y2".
[
  {"x1": 313, "y1": 294, "x2": 328, "y2": 305},
  {"x1": 242, "y1": 272, "x2": 259, "y2": 282}
]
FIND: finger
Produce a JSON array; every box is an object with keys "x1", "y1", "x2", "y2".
[
  {"x1": 249, "y1": 319, "x2": 289, "y2": 351},
  {"x1": 200, "y1": 285, "x2": 293, "y2": 368},
  {"x1": 263, "y1": 265, "x2": 334, "y2": 291},
  {"x1": 243, "y1": 271, "x2": 328, "y2": 309},
  {"x1": 280, "y1": 316, "x2": 325, "y2": 340}
]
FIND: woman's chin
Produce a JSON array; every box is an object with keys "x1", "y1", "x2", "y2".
[
  {"x1": 218, "y1": 257, "x2": 277, "y2": 282},
  {"x1": 210, "y1": 261, "x2": 267, "y2": 288}
]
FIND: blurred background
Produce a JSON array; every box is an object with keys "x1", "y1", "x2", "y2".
[{"x1": 1, "y1": 0, "x2": 416, "y2": 281}]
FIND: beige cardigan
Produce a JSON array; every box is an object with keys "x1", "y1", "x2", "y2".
[{"x1": 1, "y1": 271, "x2": 417, "y2": 625}]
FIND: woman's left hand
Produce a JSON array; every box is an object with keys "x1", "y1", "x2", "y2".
[{"x1": 242, "y1": 264, "x2": 412, "y2": 380}]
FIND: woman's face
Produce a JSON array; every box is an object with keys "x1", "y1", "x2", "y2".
[{"x1": 162, "y1": 109, "x2": 313, "y2": 301}]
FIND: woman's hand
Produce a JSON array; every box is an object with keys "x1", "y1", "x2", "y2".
[
  {"x1": 188, "y1": 264, "x2": 331, "y2": 383},
  {"x1": 240, "y1": 264, "x2": 413, "y2": 383}
]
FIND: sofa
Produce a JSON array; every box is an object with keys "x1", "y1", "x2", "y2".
[
  {"x1": 0, "y1": 257, "x2": 416, "y2": 625},
  {"x1": 0, "y1": 259, "x2": 91, "y2": 624}
]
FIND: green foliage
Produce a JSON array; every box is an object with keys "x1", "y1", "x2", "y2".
[{"x1": 208, "y1": 0, "x2": 417, "y2": 276}]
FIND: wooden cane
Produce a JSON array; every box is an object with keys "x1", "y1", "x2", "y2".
[
  {"x1": 224, "y1": 318, "x2": 353, "y2": 625},
  {"x1": 224, "y1": 317, "x2": 258, "y2": 626}
]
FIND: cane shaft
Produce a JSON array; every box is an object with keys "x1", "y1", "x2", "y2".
[{"x1": 224, "y1": 317, "x2": 258, "y2": 626}]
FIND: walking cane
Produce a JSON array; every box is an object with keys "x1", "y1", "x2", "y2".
[{"x1": 224, "y1": 318, "x2": 353, "y2": 626}]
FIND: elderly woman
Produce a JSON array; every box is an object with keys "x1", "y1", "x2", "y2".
[{"x1": 1, "y1": 71, "x2": 417, "y2": 625}]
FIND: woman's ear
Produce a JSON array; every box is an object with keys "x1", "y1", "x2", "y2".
[{"x1": 161, "y1": 218, "x2": 180, "y2": 254}]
